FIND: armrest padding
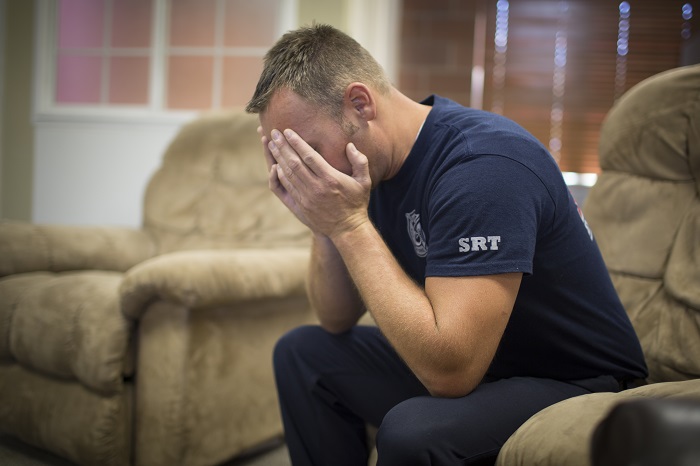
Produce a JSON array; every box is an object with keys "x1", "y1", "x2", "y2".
[
  {"x1": 120, "y1": 248, "x2": 309, "y2": 319},
  {"x1": 0, "y1": 221, "x2": 156, "y2": 277}
]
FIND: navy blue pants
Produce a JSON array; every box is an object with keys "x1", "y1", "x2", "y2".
[{"x1": 273, "y1": 325, "x2": 620, "y2": 466}]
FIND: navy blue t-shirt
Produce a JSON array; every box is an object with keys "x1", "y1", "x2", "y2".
[{"x1": 368, "y1": 95, "x2": 647, "y2": 381}]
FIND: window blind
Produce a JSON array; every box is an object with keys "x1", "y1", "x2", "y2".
[{"x1": 399, "y1": 0, "x2": 697, "y2": 173}]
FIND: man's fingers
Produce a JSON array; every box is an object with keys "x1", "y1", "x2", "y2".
[
  {"x1": 267, "y1": 138, "x2": 297, "y2": 180},
  {"x1": 267, "y1": 130, "x2": 317, "y2": 188},
  {"x1": 269, "y1": 162, "x2": 297, "y2": 208},
  {"x1": 280, "y1": 129, "x2": 333, "y2": 177},
  {"x1": 261, "y1": 135, "x2": 276, "y2": 170},
  {"x1": 268, "y1": 162, "x2": 284, "y2": 193},
  {"x1": 346, "y1": 143, "x2": 371, "y2": 187},
  {"x1": 274, "y1": 163, "x2": 301, "y2": 202}
]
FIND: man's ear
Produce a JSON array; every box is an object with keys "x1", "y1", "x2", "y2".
[{"x1": 344, "y1": 83, "x2": 376, "y2": 121}]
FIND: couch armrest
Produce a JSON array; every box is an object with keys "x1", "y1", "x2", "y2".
[
  {"x1": 0, "y1": 220, "x2": 157, "y2": 277},
  {"x1": 119, "y1": 248, "x2": 310, "y2": 319},
  {"x1": 496, "y1": 379, "x2": 700, "y2": 466}
]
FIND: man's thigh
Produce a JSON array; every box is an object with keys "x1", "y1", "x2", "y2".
[
  {"x1": 376, "y1": 377, "x2": 597, "y2": 465},
  {"x1": 276, "y1": 325, "x2": 430, "y2": 426}
]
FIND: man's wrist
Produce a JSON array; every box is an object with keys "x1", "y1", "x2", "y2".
[
  {"x1": 329, "y1": 219, "x2": 375, "y2": 251},
  {"x1": 312, "y1": 232, "x2": 330, "y2": 242}
]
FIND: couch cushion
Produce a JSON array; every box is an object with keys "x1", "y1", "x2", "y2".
[
  {"x1": 0, "y1": 271, "x2": 130, "y2": 395},
  {"x1": 583, "y1": 65, "x2": 700, "y2": 385},
  {"x1": 598, "y1": 65, "x2": 700, "y2": 181},
  {"x1": 665, "y1": 203, "x2": 700, "y2": 309},
  {"x1": 0, "y1": 364, "x2": 130, "y2": 466},
  {"x1": 0, "y1": 272, "x2": 54, "y2": 362},
  {"x1": 496, "y1": 379, "x2": 700, "y2": 466},
  {"x1": 143, "y1": 111, "x2": 311, "y2": 253},
  {"x1": 609, "y1": 273, "x2": 700, "y2": 383},
  {"x1": 584, "y1": 173, "x2": 696, "y2": 279}
]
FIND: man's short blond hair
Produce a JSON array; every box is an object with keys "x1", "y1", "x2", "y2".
[{"x1": 245, "y1": 24, "x2": 392, "y2": 120}]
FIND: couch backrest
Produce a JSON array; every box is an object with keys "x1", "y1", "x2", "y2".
[
  {"x1": 583, "y1": 65, "x2": 700, "y2": 383},
  {"x1": 143, "y1": 111, "x2": 310, "y2": 253}
]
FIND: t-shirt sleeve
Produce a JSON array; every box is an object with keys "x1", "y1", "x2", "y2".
[{"x1": 425, "y1": 155, "x2": 554, "y2": 277}]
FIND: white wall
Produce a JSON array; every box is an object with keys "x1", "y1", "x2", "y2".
[{"x1": 33, "y1": 120, "x2": 184, "y2": 227}]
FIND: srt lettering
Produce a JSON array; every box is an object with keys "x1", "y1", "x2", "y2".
[{"x1": 458, "y1": 236, "x2": 501, "y2": 252}]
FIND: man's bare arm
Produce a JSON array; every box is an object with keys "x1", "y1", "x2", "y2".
[
  {"x1": 308, "y1": 234, "x2": 365, "y2": 332},
  {"x1": 332, "y1": 220, "x2": 521, "y2": 398}
]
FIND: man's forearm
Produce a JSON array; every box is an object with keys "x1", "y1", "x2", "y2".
[
  {"x1": 308, "y1": 234, "x2": 365, "y2": 333},
  {"x1": 330, "y1": 222, "x2": 443, "y2": 385},
  {"x1": 331, "y1": 220, "x2": 520, "y2": 398}
]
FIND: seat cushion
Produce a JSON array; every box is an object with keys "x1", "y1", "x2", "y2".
[{"x1": 0, "y1": 271, "x2": 130, "y2": 394}]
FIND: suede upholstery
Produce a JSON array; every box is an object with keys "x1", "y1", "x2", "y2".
[
  {"x1": 0, "y1": 111, "x2": 314, "y2": 465},
  {"x1": 497, "y1": 65, "x2": 700, "y2": 465}
]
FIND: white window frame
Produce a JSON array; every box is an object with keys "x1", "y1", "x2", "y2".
[
  {"x1": 345, "y1": 0, "x2": 400, "y2": 86},
  {"x1": 33, "y1": 0, "x2": 297, "y2": 124}
]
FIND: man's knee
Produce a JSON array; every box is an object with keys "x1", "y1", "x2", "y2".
[
  {"x1": 273, "y1": 325, "x2": 325, "y2": 369},
  {"x1": 376, "y1": 396, "x2": 501, "y2": 466},
  {"x1": 375, "y1": 398, "x2": 436, "y2": 465}
]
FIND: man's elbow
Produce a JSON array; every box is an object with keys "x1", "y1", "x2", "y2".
[
  {"x1": 422, "y1": 371, "x2": 481, "y2": 398},
  {"x1": 319, "y1": 320, "x2": 355, "y2": 335},
  {"x1": 317, "y1": 312, "x2": 362, "y2": 334},
  {"x1": 315, "y1": 306, "x2": 364, "y2": 334}
]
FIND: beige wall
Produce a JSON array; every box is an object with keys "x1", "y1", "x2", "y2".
[
  {"x1": 1, "y1": 0, "x2": 34, "y2": 221},
  {"x1": 299, "y1": 0, "x2": 349, "y2": 32}
]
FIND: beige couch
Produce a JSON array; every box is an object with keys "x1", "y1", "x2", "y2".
[
  {"x1": 0, "y1": 112, "x2": 314, "y2": 465},
  {"x1": 497, "y1": 64, "x2": 700, "y2": 465}
]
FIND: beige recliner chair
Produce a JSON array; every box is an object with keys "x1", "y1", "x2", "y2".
[
  {"x1": 0, "y1": 111, "x2": 313, "y2": 465},
  {"x1": 497, "y1": 64, "x2": 700, "y2": 465}
]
